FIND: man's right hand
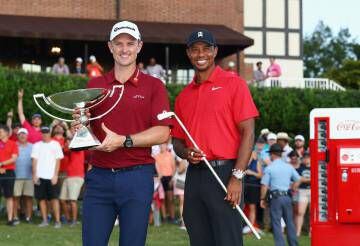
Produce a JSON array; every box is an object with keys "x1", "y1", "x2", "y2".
[
  {"x1": 71, "y1": 108, "x2": 91, "y2": 131},
  {"x1": 33, "y1": 176, "x2": 39, "y2": 185},
  {"x1": 186, "y1": 147, "x2": 205, "y2": 164},
  {"x1": 18, "y1": 88, "x2": 24, "y2": 99}
]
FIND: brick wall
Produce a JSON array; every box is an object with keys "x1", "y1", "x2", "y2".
[
  {"x1": 121, "y1": 0, "x2": 243, "y2": 32},
  {"x1": 0, "y1": 0, "x2": 117, "y2": 20}
]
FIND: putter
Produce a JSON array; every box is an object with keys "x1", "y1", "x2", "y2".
[{"x1": 157, "y1": 111, "x2": 261, "y2": 240}]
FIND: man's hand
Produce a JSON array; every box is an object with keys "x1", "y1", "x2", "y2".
[
  {"x1": 260, "y1": 199, "x2": 267, "y2": 209},
  {"x1": 18, "y1": 89, "x2": 24, "y2": 99},
  {"x1": 71, "y1": 108, "x2": 91, "y2": 131},
  {"x1": 225, "y1": 176, "x2": 242, "y2": 208},
  {"x1": 51, "y1": 175, "x2": 58, "y2": 185},
  {"x1": 95, "y1": 123, "x2": 125, "y2": 152},
  {"x1": 7, "y1": 109, "x2": 13, "y2": 118},
  {"x1": 33, "y1": 175, "x2": 39, "y2": 185},
  {"x1": 186, "y1": 147, "x2": 205, "y2": 164},
  {"x1": 0, "y1": 168, "x2": 6, "y2": 174}
]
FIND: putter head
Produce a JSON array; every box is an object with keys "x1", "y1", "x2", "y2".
[{"x1": 157, "y1": 111, "x2": 175, "y2": 120}]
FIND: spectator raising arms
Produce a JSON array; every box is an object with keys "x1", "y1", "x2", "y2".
[{"x1": 17, "y1": 89, "x2": 42, "y2": 144}]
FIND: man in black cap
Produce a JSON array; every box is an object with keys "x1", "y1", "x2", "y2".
[
  {"x1": 260, "y1": 144, "x2": 300, "y2": 246},
  {"x1": 172, "y1": 29, "x2": 259, "y2": 245}
]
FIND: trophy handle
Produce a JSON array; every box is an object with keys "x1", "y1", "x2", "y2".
[
  {"x1": 33, "y1": 94, "x2": 73, "y2": 122},
  {"x1": 88, "y1": 85, "x2": 125, "y2": 121}
]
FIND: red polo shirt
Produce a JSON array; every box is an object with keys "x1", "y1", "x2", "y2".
[
  {"x1": 87, "y1": 68, "x2": 172, "y2": 168},
  {"x1": 22, "y1": 120, "x2": 42, "y2": 143},
  {"x1": 0, "y1": 139, "x2": 19, "y2": 170},
  {"x1": 172, "y1": 66, "x2": 259, "y2": 160}
]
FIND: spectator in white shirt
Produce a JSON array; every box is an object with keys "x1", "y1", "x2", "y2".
[{"x1": 31, "y1": 126, "x2": 64, "y2": 228}]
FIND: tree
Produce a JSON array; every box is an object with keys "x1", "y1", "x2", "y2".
[
  {"x1": 303, "y1": 21, "x2": 358, "y2": 83},
  {"x1": 326, "y1": 60, "x2": 360, "y2": 89}
]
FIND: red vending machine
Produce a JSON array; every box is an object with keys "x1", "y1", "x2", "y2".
[{"x1": 310, "y1": 108, "x2": 360, "y2": 245}]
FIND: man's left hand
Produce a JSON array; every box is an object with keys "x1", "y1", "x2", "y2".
[
  {"x1": 95, "y1": 123, "x2": 125, "y2": 152},
  {"x1": 225, "y1": 176, "x2": 242, "y2": 208},
  {"x1": 51, "y1": 175, "x2": 58, "y2": 185}
]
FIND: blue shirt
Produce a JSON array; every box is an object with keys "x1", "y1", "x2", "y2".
[
  {"x1": 15, "y1": 143, "x2": 33, "y2": 179},
  {"x1": 261, "y1": 158, "x2": 300, "y2": 191}
]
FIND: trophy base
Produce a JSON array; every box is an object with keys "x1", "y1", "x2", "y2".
[{"x1": 69, "y1": 126, "x2": 101, "y2": 151}]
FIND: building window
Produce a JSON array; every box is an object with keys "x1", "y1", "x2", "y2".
[
  {"x1": 266, "y1": 32, "x2": 285, "y2": 56},
  {"x1": 266, "y1": 0, "x2": 285, "y2": 28}
]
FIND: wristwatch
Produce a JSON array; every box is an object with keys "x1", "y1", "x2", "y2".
[
  {"x1": 232, "y1": 168, "x2": 246, "y2": 180},
  {"x1": 123, "y1": 135, "x2": 133, "y2": 148}
]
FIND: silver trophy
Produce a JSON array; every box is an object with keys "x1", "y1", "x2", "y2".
[{"x1": 33, "y1": 85, "x2": 124, "y2": 150}]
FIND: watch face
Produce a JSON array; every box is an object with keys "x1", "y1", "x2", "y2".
[{"x1": 125, "y1": 140, "x2": 132, "y2": 147}]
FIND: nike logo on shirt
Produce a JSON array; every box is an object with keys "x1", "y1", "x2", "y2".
[{"x1": 211, "y1": 86, "x2": 222, "y2": 91}]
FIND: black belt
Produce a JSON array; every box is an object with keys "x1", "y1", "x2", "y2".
[
  {"x1": 269, "y1": 190, "x2": 289, "y2": 199},
  {"x1": 193, "y1": 159, "x2": 236, "y2": 168},
  {"x1": 92, "y1": 164, "x2": 145, "y2": 173}
]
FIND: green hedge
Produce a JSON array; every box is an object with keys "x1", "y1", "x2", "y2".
[{"x1": 1, "y1": 66, "x2": 359, "y2": 139}]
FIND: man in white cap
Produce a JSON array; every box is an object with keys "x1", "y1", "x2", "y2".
[
  {"x1": 74, "y1": 21, "x2": 172, "y2": 246},
  {"x1": 13, "y1": 128, "x2": 34, "y2": 224},
  {"x1": 86, "y1": 55, "x2": 104, "y2": 78},
  {"x1": 294, "y1": 135, "x2": 306, "y2": 157},
  {"x1": 277, "y1": 132, "x2": 293, "y2": 162},
  {"x1": 259, "y1": 132, "x2": 277, "y2": 166}
]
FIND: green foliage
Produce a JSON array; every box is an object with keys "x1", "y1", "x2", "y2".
[
  {"x1": 303, "y1": 21, "x2": 359, "y2": 89},
  {"x1": 1, "y1": 66, "x2": 359, "y2": 139},
  {"x1": 326, "y1": 60, "x2": 360, "y2": 89},
  {"x1": 0, "y1": 66, "x2": 87, "y2": 124}
]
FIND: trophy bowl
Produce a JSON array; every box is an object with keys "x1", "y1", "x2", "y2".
[{"x1": 33, "y1": 85, "x2": 124, "y2": 151}]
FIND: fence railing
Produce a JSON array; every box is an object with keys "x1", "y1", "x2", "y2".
[{"x1": 255, "y1": 78, "x2": 346, "y2": 91}]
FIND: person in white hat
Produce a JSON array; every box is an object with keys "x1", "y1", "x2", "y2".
[
  {"x1": 73, "y1": 20, "x2": 172, "y2": 246},
  {"x1": 277, "y1": 132, "x2": 293, "y2": 163},
  {"x1": 74, "y1": 57, "x2": 84, "y2": 75},
  {"x1": 13, "y1": 128, "x2": 34, "y2": 224},
  {"x1": 86, "y1": 55, "x2": 104, "y2": 78},
  {"x1": 294, "y1": 135, "x2": 306, "y2": 157},
  {"x1": 259, "y1": 132, "x2": 277, "y2": 166}
]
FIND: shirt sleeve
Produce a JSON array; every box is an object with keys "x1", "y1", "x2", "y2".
[
  {"x1": 54, "y1": 142, "x2": 64, "y2": 160},
  {"x1": 31, "y1": 143, "x2": 39, "y2": 159},
  {"x1": 291, "y1": 167, "x2": 301, "y2": 182},
  {"x1": 261, "y1": 167, "x2": 270, "y2": 186},
  {"x1": 150, "y1": 79, "x2": 173, "y2": 127},
  {"x1": 231, "y1": 78, "x2": 259, "y2": 124},
  {"x1": 171, "y1": 96, "x2": 186, "y2": 140},
  {"x1": 11, "y1": 141, "x2": 19, "y2": 156}
]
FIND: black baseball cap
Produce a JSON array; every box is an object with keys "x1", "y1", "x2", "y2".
[
  {"x1": 267, "y1": 144, "x2": 284, "y2": 153},
  {"x1": 186, "y1": 29, "x2": 216, "y2": 47},
  {"x1": 40, "y1": 126, "x2": 50, "y2": 133},
  {"x1": 32, "y1": 113, "x2": 42, "y2": 119}
]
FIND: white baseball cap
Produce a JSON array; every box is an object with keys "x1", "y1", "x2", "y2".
[
  {"x1": 89, "y1": 55, "x2": 96, "y2": 62},
  {"x1": 260, "y1": 128, "x2": 270, "y2": 135},
  {"x1": 110, "y1": 21, "x2": 141, "y2": 41},
  {"x1": 267, "y1": 133, "x2": 277, "y2": 141},
  {"x1": 17, "y1": 128, "x2": 28, "y2": 135},
  {"x1": 76, "y1": 57, "x2": 83, "y2": 63},
  {"x1": 295, "y1": 135, "x2": 305, "y2": 141}
]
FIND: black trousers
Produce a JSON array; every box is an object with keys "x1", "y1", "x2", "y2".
[{"x1": 183, "y1": 161, "x2": 243, "y2": 246}]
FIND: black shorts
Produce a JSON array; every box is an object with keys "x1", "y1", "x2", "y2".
[
  {"x1": 35, "y1": 178, "x2": 60, "y2": 200},
  {"x1": 244, "y1": 183, "x2": 261, "y2": 204},
  {"x1": 0, "y1": 170, "x2": 15, "y2": 198},
  {"x1": 161, "y1": 176, "x2": 173, "y2": 192}
]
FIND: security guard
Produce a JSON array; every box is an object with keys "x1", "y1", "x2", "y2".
[{"x1": 260, "y1": 143, "x2": 300, "y2": 246}]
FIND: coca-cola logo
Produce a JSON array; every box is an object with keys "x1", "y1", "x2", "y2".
[{"x1": 336, "y1": 120, "x2": 360, "y2": 131}]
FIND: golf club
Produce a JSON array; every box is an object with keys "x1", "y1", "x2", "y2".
[{"x1": 157, "y1": 111, "x2": 261, "y2": 240}]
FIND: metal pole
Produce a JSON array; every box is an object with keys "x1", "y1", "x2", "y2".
[{"x1": 236, "y1": 48, "x2": 240, "y2": 75}]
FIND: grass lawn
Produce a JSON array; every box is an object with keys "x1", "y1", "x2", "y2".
[{"x1": 0, "y1": 220, "x2": 310, "y2": 246}]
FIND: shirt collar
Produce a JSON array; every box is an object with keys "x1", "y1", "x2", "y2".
[
  {"x1": 106, "y1": 68, "x2": 140, "y2": 87},
  {"x1": 190, "y1": 65, "x2": 223, "y2": 87}
]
